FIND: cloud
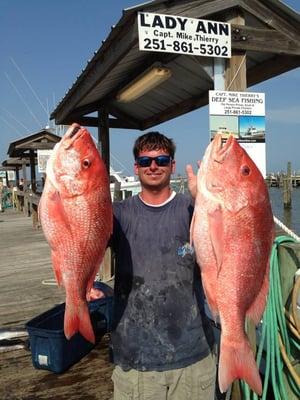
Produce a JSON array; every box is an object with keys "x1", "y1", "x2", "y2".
[{"x1": 267, "y1": 105, "x2": 300, "y2": 124}]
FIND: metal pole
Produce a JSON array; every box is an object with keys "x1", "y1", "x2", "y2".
[{"x1": 213, "y1": 58, "x2": 226, "y2": 90}]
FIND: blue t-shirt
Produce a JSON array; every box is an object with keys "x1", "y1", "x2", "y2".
[{"x1": 111, "y1": 193, "x2": 214, "y2": 371}]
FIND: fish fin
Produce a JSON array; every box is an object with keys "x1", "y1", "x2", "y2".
[
  {"x1": 51, "y1": 252, "x2": 63, "y2": 286},
  {"x1": 208, "y1": 206, "x2": 224, "y2": 273},
  {"x1": 204, "y1": 291, "x2": 219, "y2": 322},
  {"x1": 50, "y1": 190, "x2": 72, "y2": 231},
  {"x1": 64, "y1": 300, "x2": 95, "y2": 344},
  {"x1": 247, "y1": 262, "x2": 270, "y2": 325},
  {"x1": 218, "y1": 335, "x2": 262, "y2": 395}
]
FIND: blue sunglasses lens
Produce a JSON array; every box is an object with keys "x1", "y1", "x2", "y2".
[{"x1": 136, "y1": 155, "x2": 172, "y2": 167}]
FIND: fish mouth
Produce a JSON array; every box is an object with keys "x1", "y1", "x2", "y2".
[
  {"x1": 63, "y1": 124, "x2": 86, "y2": 149},
  {"x1": 205, "y1": 134, "x2": 236, "y2": 192},
  {"x1": 212, "y1": 133, "x2": 235, "y2": 163}
]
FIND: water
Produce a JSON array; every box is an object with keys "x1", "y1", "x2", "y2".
[{"x1": 269, "y1": 187, "x2": 300, "y2": 236}]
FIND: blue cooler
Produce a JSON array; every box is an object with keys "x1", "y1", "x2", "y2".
[{"x1": 26, "y1": 282, "x2": 113, "y2": 373}]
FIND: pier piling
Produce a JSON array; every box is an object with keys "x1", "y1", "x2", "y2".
[{"x1": 283, "y1": 162, "x2": 292, "y2": 209}]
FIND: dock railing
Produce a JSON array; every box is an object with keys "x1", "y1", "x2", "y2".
[{"x1": 8, "y1": 188, "x2": 41, "y2": 229}]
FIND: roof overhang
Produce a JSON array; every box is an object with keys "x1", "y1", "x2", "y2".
[
  {"x1": 51, "y1": 0, "x2": 300, "y2": 130},
  {"x1": 7, "y1": 129, "x2": 61, "y2": 158}
]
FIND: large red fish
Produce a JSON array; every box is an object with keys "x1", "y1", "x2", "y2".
[
  {"x1": 191, "y1": 134, "x2": 274, "y2": 395},
  {"x1": 39, "y1": 123, "x2": 112, "y2": 344}
]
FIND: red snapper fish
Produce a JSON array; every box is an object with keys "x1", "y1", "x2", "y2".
[
  {"x1": 191, "y1": 134, "x2": 274, "y2": 395},
  {"x1": 39, "y1": 123, "x2": 112, "y2": 344}
]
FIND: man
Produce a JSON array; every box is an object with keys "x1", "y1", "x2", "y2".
[{"x1": 110, "y1": 131, "x2": 216, "y2": 399}]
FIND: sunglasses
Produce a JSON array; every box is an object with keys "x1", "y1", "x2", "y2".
[{"x1": 136, "y1": 155, "x2": 173, "y2": 167}]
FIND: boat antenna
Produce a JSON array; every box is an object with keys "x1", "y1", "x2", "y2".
[
  {"x1": 5, "y1": 72, "x2": 43, "y2": 128},
  {"x1": 0, "y1": 106, "x2": 29, "y2": 131},
  {"x1": 10, "y1": 57, "x2": 49, "y2": 118}
]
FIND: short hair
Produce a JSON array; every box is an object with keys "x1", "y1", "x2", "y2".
[{"x1": 133, "y1": 131, "x2": 176, "y2": 159}]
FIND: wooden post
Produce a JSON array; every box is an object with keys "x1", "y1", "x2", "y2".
[
  {"x1": 22, "y1": 161, "x2": 28, "y2": 191},
  {"x1": 113, "y1": 181, "x2": 122, "y2": 201},
  {"x1": 5, "y1": 171, "x2": 9, "y2": 186},
  {"x1": 98, "y1": 108, "x2": 112, "y2": 280},
  {"x1": 29, "y1": 149, "x2": 36, "y2": 193},
  {"x1": 98, "y1": 108, "x2": 110, "y2": 175},
  {"x1": 99, "y1": 248, "x2": 114, "y2": 282},
  {"x1": 225, "y1": 12, "x2": 247, "y2": 91},
  {"x1": 283, "y1": 161, "x2": 292, "y2": 209},
  {"x1": 15, "y1": 168, "x2": 20, "y2": 187},
  {"x1": 22, "y1": 161, "x2": 28, "y2": 215}
]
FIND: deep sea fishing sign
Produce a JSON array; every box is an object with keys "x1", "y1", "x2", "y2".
[
  {"x1": 138, "y1": 12, "x2": 231, "y2": 58},
  {"x1": 209, "y1": 91, "x2": 266, "y2": 177}
]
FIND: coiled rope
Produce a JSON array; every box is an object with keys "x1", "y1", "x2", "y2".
[{"x1": 241, "y1": 235, "x2": 300, "y2": 399}]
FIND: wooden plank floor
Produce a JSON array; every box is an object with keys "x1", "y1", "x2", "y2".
[
  {"x1": 0, "y1": 208, "x2": 65, "y2": 327},
  {"x1": 0, "y1": 209, "x2": 113, "y2": 400}
]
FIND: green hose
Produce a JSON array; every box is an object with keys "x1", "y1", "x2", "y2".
[{"x1": 241, "y1": 235, "x2": 300, "y2": 400}]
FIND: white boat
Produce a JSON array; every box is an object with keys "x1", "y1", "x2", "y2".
[
  {"x1": 240, "y1": 126, "x2": 264, "y2": 139},
  {"x1": 110, "y1": 167, "x2": 141, "y2": 200}
]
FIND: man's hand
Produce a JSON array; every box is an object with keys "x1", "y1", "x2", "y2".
[
  {"x1": 186, "y1": 162, "x2": 201, "y2": 199},
  {"x1": 88, "y1": 287, "x2": 106, "y2": 301}
]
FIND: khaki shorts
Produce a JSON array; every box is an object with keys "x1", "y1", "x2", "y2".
[{"x1": 111, "y1": 352, "x2": 216, "y2": 400}]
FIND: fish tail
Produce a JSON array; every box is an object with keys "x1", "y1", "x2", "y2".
[
  {"x1": 64, "y1": 300, "x2": 95, "y2": 344},
  {"x1": 218, "y1": 335, "x2": 262, "y2": 395}
]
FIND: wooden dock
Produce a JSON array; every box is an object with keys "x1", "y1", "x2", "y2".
[{"x1": 0, "y1": 209, "x2": 114, "y2": 400}]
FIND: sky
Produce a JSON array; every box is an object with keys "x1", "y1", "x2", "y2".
[{"x1": 0, "y1": 0, "x2": 299, "y2": 177}]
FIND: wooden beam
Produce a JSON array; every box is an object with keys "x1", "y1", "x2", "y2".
[
  {"x1": 239, "y1": 0, "x2": 300, "y2": 42},
  {"x1": 231, "y1": 24, "x2": 300, "y2": 55},
  {"x1": 248, "y1": 54, "x2": 300, "y2": 87},
  {"x1": 65, "y1": 116, "x2": 137, "y2": 129},
  {"x1": 98, "y1": 108, "x2": 110, "y2": 175},
  {"x1": 142, "y1": 92, "x2": 209, "y2": 130},
  {"x1": 16, "y1": 142, "x2": 58, "y2": 150},
  {"x1": 65, "y1": 100, "x2": 141, "y2": 129},
  {"x1": 226, "y1": 11, "x2": 247, "y2": 91},
  {"x1": 108, "y1": 105, "x2": 143, "y2": 130}
]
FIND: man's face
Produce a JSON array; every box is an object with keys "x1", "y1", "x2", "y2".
[{"x1": 134, "y1": 149, "x2": 175, "y2": 190}]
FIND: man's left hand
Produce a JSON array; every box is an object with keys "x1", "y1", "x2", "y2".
[{"x1": 186, "y1": 162, "x2": 200, "y2": 199}]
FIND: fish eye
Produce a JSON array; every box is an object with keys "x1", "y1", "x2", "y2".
[
  {"x1": 82, "y1": 159, "x2": 91, "y2": 169},
  {"x1": 241, "y1": 165, "x2": 250, "y2": 176}
]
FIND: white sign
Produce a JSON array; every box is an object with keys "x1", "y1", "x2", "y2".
[
  {"x1": 209, "y1": 91, "x2": 265, "y2": 116},
  {"x1": 7, "y1": 170, "x2": 15, "y2": 181},
  {"x1": 37, "y1": 150, "x2": 53, "y2": 173},
  {"x1": 209, "y1": 90, "x2": 266, "y2": 177},
  {"x1": 138, "y1": 12, "x2": 231, "y2": 58}
]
